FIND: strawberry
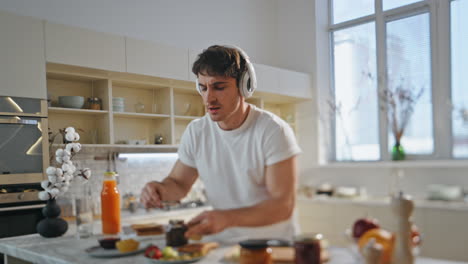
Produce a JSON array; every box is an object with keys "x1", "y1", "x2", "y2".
[{"x1": 145, "y1": 245, "x2": 162, "y2": 259}]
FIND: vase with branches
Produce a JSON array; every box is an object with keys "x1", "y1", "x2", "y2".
[
  {"x1": 380, "y1": 81, "x2": 424, "y2": 160},
  {"x1": 37, "y1": 127, "x2": 91, "y2": 238}
]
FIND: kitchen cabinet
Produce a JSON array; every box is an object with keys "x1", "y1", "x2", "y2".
[
  {"x1": 126, "y1": 38, "x2": 189, "y2": 80},
  {"x1": 279, "y1": 68, "x2": 313, "y2": 99},
  {"x1": 46, "y1": 58, "x2": 309, "y2": 149},
  {"x1": 45, "y1": 22, "x2": 126, "y2": 72},
  {"x1": 46, "y1": 63, "x2": 200, "y2": 148},
  {"x1": 254, "y1": 63, "x2": 280, "y2": 94},
  {"x1": 254, "y1": 63, "x2": 312, "y2": 100},
  {"x1": 0, "y1": 11, "x2": 46, "y2": 99}
]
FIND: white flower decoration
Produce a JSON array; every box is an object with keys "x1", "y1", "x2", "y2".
[
  {"x1": 46, "y1": 166, "x2": 57, "y2": 176},
  {"x1": 40, "y1": 127, "x2": 91, "y2": 201},
  {"x1": 41, "y1": 180, "x2": 52, "y2": 190},
  {"x1": 55, "y1": 168, "x2": 63, "y2": 177},
  {"x1": 65, "y1": 127, "x2": 75, "y2": 134},
  {"x1": 65, "y1": 132, "x2": 75, "y2": 142},
  {"x1": 48, "y1": 175, "x2": 58, "y2": 184},
  {"x1": 39, "y1": 191, "x2": 52, "y2": 201}
]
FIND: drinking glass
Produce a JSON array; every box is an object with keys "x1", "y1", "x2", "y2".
[{"x1": 74, "y1": 186, "x2": 94, "y2": 239}]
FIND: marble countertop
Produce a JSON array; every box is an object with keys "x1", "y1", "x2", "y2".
[
  {"x1": 298, "y1": 196, "x2": 468, "y2": 211},
  {"x1": 1, "y1": 234, "x2": 466, "y2": 264}
]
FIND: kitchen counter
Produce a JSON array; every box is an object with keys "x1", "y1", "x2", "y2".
[
  {"x1": 0, "y1": 234, "x2": 466, "y2": 264},
  {"x1": 298, "y1": 196, "x2": 468, "y2": 211}
]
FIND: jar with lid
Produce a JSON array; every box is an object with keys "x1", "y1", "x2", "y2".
[
  {"x1": 239, "y1": 240, "x2": 272, "y2": 264},
  {"x1": 294, "y1": 233, "x2": 323, "y2": 264},
  {"x1": 166, "y1": 219, "x2": 188, "y2": 247},
  {"x1": 87, "y1": 97, "x2": 102, "y2": 110}
]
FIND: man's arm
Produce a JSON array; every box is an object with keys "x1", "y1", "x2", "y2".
[
  {"x1": 185, "y1": 156, "x2": 297, "y2": 236},
  {"x1": 140, "y1": 160, "x2": 198, "y2": 208}
]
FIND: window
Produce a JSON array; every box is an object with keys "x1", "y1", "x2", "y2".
[
  {"x1": 328, "y1": 0, "x2": 463, "y2": 162},
  {"x1": 386, "y1": 13, "x2": 433, "y2": 155},
  {"x1": 383, "y1": 0, "x2": 420, "y2": 11},
  {"x1": 451, "y1": 0, "x2": 468, "y2": 158},
  {"x1": 332, "y1": 23, "x2": 379, "y2": 161}
]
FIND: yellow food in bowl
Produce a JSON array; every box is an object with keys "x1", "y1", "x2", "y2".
[{"x1": 116, "y1": 239, "x2": 139, "y2": 253}]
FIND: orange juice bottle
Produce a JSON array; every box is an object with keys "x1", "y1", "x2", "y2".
[{"x1": 101, "y1": 171, "x2": 120, "y2": 235}]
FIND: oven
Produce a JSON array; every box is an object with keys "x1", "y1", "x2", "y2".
[
  {"x1": 0, "y1": 96, "x2": 48, "y2": 245},
  {"x1": 0, "y1": 96, "x2": 48, "y2": 186}
]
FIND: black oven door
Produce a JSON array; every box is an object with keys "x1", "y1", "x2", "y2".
[
  {"x1": 0, "y1": 203, "x2": 45, "y2": 238},
  {"x1": 0, "y1": 116, "x2": 48, "y2": 185}
]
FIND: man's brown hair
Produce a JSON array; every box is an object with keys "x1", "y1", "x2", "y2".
[{"x1": 192, "y1": 45, "x2": 247, "y2": 87}]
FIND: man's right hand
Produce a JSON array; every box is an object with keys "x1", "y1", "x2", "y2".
[{"x1": 140, "y1": 181, "x2": 166, "y2": 209}]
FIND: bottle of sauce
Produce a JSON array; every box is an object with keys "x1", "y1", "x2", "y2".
[{"x1": 101, "y1": 171, "x2": 120, "y2": 235}]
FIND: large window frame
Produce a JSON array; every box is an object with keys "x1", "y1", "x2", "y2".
[{"x1": 326, "y1": 0, "x2": 454, "y2": 162}]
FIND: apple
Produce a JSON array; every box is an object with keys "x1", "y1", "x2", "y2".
[
  {"x1": 352, "y1": 218, "x2": 380, "y2": 239},
  {"x1": 145, "y1": 245, "x2": 163, "y2": 259}
]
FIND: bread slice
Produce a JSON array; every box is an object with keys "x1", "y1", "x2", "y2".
[
  {"x1": 130, "y1": 223, "x2": 164, "y2": 236},
  {"x1": 178, "y1": 242, "x2": 219, "y2": 256}
]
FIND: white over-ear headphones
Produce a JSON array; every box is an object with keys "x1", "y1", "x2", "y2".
[{"x1": 195, "y1": 45, "x2": 257, "y2": 98}]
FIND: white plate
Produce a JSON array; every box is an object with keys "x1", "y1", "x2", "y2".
[
  {"x1": 85, "y1": 243, "x2": 150, "y2": 258},
  {"x1": 144, "y1": 256, "x2": 204, "y2": 264}
]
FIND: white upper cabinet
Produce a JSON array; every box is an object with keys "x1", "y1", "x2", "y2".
[
  {"x1": 279, "y1": 69, "x2": 312, "y2": 99},
  {"x1": 0, "y1": 11, "x2": 46, "y2": 99},
  {"x1": 253, "y1": 63, "x2": 280, "y2": 95},
  {"x1": 254, "y1": 63, "x2": 312, "y2": 99},
  {"x1": 126, "y1": 38, "x2": 188, "y2": 80},
  {"x1": 45, "y1": 22, "x2": 125, "y2": 72}
]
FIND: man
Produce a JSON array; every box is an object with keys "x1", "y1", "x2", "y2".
[{"x1": 140, "y1": 45, "x2": 301, "y2": 242}]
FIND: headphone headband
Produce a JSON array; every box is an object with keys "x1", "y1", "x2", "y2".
[{"x1": 195, "y1": 45, "x2": 257, "y2": 98}]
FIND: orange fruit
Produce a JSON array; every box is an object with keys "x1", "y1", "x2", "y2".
[
  {"x1": 116, "y1": 239, "x2": 140, "y2": 253},
  {"x1": 358, "y1": 228, "x2": 395, "y2": 264}
]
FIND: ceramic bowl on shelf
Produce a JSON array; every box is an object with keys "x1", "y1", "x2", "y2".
[{"x1": 58, "y1": 96, "x2": 85, "y2": 109}]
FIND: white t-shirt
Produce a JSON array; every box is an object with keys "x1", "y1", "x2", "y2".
[{"x1": 177, "y1": 104, "x2": 302, "y2": 243}]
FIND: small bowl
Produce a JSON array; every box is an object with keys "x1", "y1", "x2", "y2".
[
  {"x1": 98, "y1": 237, "x2": 121, "y2": 249},
  {"x1": 58, "y1": 96, "x2": 85, "y2": 109}
]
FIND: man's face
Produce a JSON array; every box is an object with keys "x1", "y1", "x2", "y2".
[{"x1": 197, "y1": 74, "x2": 242, "y2": 123}]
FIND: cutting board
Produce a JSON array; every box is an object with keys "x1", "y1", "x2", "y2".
[{"x1": 224, "y1": 245, "x2": 329, "y2": 263}]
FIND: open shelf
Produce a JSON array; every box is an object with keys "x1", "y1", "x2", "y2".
[
  {"x1": 46, "y1": 63, "x2": 303, "y2": 149},
  {"x1": 113, "y1": 112, "x2": 170, "y2": 119},
  {"x1": 174, "y1": 115, "x2": 203, "y2": 120},
  {"x1": 48, "y1": 107, "x2": 108, "y2": 115}
]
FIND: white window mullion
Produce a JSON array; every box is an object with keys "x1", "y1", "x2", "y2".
[
  {"x1": 376, "y1": 0, "x2": 389, "y2": 161},
  {"x1": 431, "y1": 0, "x2": 452, "y2": 159}
]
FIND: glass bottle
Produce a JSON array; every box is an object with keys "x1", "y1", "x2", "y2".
[{"x1": 101, "y1": 171, "x2": 121, "y2": 235}]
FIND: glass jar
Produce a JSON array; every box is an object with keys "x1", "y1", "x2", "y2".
[
  {"x1": 87, "y1": 97, "x2": 102, "y2": 110},
  {"x1": 294, "y1": 233, "x2": 323, "y2": 264},
  {"x1": 165, "y1": 220, "x2": 188, "y2": 247},
  {"x1": 239, "y1": 240, "x2": 272, "y2": 264}
]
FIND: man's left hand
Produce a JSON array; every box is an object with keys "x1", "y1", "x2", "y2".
[{"x1": 185, "y1": 210, "x2": 230, "y2": 237}]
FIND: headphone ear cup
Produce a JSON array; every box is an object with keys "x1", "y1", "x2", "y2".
[{"x1": 239, "y1": 71, "x2": 252, "y2": 98}]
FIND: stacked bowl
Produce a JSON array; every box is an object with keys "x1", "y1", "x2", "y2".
[{"x1": 113, "y1": 97, "x2": 125, "y2": 112}]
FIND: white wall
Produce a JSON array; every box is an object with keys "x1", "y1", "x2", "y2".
[
  {"x1": 276, "y1": 0, "x2": 316, "y2": 73},
  {"x1": 0, "y1": 0, "x2": 280, "y2": 68}
]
